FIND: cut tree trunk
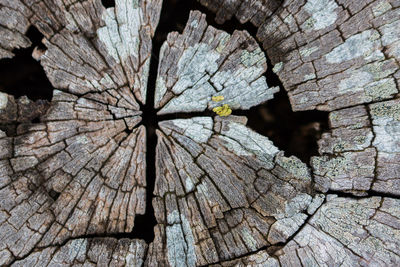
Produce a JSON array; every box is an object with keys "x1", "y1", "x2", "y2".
[{"x1": 1, "y1": 0, "x2": 400, "y2": 266}]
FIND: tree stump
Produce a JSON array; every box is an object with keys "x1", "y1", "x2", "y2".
[{"x1": 1, "y1": 0, "x2": 400, "y2": 266}]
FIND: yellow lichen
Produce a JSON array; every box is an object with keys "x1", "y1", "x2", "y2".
[
  {"x1": 212, "y1": 95, "x2": 225, "y2": 102},
  {"x1": 213, "y1": 104, "x2": 232, "y2": 117}
]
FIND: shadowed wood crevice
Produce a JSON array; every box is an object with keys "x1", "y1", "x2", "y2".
[
  {"x1": 0, "y1": 26, "x2": 52, "y2": 101},
  {"x1": 101, "y1": 0, "x2": 116, "y2": 8},
  {"x1": 128, "y1": 0, "x2": 180, "y2": 243},
  {"x1": 237, "y1": 88, "x2": 330, "y2": 164},
  {"x1": 326, "y1": 189, "x2": 400, "y2": 199}
]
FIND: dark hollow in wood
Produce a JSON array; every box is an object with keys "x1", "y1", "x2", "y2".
[{"x1": 0, "y1": 26, "x2": 52, "y2": 101}]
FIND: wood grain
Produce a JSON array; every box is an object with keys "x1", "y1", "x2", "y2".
[{"x1": 1, "y1": 0, "x2": 400, "y2": 266}]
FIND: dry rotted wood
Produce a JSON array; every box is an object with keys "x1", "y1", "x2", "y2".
[
  {"x1": 154, "y1": 11, "x2": 279, "y2": 114},
  {"x1": 1, "y1": 0, "x2": 400, "y2": 266},
  {"x1": 200, "y1": 0, "x2": 400, "y2": 111}
]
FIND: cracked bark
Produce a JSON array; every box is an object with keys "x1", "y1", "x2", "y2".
[{"x1": 1, "y1": 0, "x2": 400, "y2": 266}]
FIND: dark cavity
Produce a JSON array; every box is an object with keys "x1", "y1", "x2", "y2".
[{"x1": 0, "y1": 26, "x2": 52, "y2": 101}]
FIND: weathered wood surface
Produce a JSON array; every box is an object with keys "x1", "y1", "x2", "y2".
[
  {"x1": 200, "y1": 0, "x2": 400, "y2": 111},
  {"x1": 0, "y1": 0, "x2": 161, "y2": 265},
  {"x1": 199, "y1": 0, "x2": 400, "y2": 197},
  {"x1": 146, "y1": 115, "x2": 318, "y2": 265},
  {"x1": 213, "y1": 196, "x2": 400, "y2": 266},
  {"x1": 11, "y1": 238, "x2": 148, "y2": 266},
  {"x1": 0, "y1": 93, "x2": 49, "y2": 129},
  {"x1": 154, "y1": 11, "x2": 279, "y2": 114},
  {"x1": 1, "y1": 0, "x2": 400, "y2": 266},
  {"x1": 198, "y1": 0, "x2": 282, "y2": 25}
]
